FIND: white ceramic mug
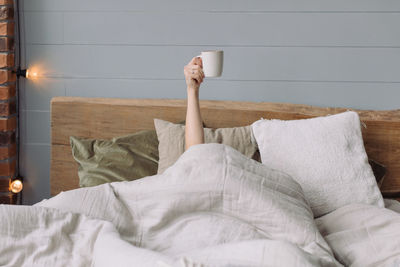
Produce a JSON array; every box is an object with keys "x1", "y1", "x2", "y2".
[{"x1": 197, "y1": 50, "x2": 223, "y2": 78}]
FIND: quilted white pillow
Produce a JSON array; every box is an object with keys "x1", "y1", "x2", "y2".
[{"x1": 252, "y1": 111, "x2": 384, "y2": 217}]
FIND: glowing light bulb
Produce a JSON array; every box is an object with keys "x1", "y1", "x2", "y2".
[
  {"x1": 26, "y1": 69, "x2": 38, "y2": 79},
  {"x1": 9, "y1": 180, "x2": 23, "y2": 193}
]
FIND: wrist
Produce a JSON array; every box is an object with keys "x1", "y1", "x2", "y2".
[{"x1": 187, "y1": 87, "x2": 199, "y2": 97}]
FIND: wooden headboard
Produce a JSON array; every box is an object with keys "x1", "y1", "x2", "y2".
[{"x1": 51, "y1": 97, "x2": 400, "y2": 200}]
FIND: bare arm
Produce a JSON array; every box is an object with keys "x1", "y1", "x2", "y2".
[{"x1": 184, "y1": 57, "x2": 205, "y2": 150}]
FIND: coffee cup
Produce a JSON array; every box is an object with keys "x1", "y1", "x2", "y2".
[{"x1": 197, "y1": 50, "x2": 223, "y2": 78}]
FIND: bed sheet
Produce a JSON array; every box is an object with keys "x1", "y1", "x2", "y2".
[
  {"x1": 316, "y1": 202, "x2": 400, "y2": 267},
  {"x1": 384, "y1": 198, "x2": 400, "y2": 214},
  {"x1": 0, "y1": 144, "x2": 340, "y2": 267}
]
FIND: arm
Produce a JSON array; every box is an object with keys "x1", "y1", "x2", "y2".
[{"x1": 183, "y1": 57, "x2": 205, "y2": 150}]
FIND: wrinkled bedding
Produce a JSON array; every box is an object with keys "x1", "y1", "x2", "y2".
[
  {"x1": 0, "y1": 144, "x2": 340, "y2": 267},
  {"x1": 0, "y1": 144, "x2": 399, "y2": 267},
  {"x1": 316, "y1": 202, "x2": 400, "y2": 267}
]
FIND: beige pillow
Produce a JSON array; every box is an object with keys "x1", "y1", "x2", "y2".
[{"x1": 154, "y1": 119, "x2": 258, "y2": 174}]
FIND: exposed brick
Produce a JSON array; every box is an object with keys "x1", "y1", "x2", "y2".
[
  {"x1": 0, "y1": 6, "x2": 13, "y2": 20},
  {"x1": 0, "y1": 0, "x2": 13, "y2": 5},
  {"x1": 0, "y1": 143, "x2": 15, "y2": 160},
  {"x1": 0, "y1": 53, "x2": 13, "y2": 67},
  {"x1": 0, "y1": 70, "x2": 7, "y2": 83},
  {"x1": 0, "y1": 159, "x2": 15, "y2": 176},
  {"x1": 0, "y1": 100, "x2": 15, "y2": 116},
  {"x1": 0, "y1": 37, "x2": 13, "y2": 51},
  {"x1": 0, "y1": 83, "x2": 15, "y2": 100},
  {"x1": 0, "y1": 177, "x2": 9, "y2": 192},
  {"x1": 0, "y1": 131, "x2": 14, "y2": 145},
  {"x1": 0, "y1": 21, "x2": 13, "y2": 36},
  {"x1": 0, "y1": 192, "x2": 17, "y2": 204},
  {"x1": 0, "y1": 70, "x2": 15, "y2": 84},
  {"x1": 0, "y1": 101, "x2": 14, "y2": 115},
  {"x1": 0, "y1": 177, "x2": 9, "y2": 190},
  {"x1": 0, "y1": 117, "x2": 16, "y2": 131}
]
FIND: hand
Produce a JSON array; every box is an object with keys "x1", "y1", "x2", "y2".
[{"x1": 184, "y1": 57, "x2": 205, "y2": 92}]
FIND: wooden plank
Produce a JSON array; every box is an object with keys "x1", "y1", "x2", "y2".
[
  {"x1": 26, "y1": 45, "x2": 400, "y2": 82},
  {"x1": 51, "y1": 97, "x2": 400, "y2": 197},
  {"x1": 60, "y1": 13, "x2": 400, "y2": 47},
  {"x1": 51, "y1": 144, "x2": 78, "y2": 195},
  {"x1": 22, "y1": 0, "x2": 400, "y2": 12}
]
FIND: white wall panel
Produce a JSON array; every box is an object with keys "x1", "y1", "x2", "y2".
[
  {"x1": 20, "y1": 79, "x2": 65, "y2": 110},
  {"x1": 24, "y1": 12, "x2": 64, "y2": 44},
  {"x1": 22, "y1": 0, "x2": 400, "y2": 12},
  {"x1": 20, "y1": 111, "x2": 50, "y2": 144},
  {"x1": 62, "y1": 13, "x2": 400, "y2": 47},
  {"x1": 26, "y1": 45, "x2": 400, "y2": 82},
  {"x1": 66, "y1": 78, "x2": 400, "y2": 110},
  {"x1": 19, "y1": 144, "x2": 50, "y2": 205},
  {"x1": 19, "y1": 0, "x2": 400, "y2": 204},
  {"x1": 23, "y1": 12, "x2": 400, "y2": 46}
]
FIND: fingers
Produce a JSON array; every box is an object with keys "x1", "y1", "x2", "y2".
[
  {"x1": 184, "y1": 65, "x2": 205, "y2": 81},
  {"x1": 184, "y1": 57, "x2": 205, "y2": 88},
  {"x1": 193, "y1": 57, "x2": 203, "y2": 68},
  {"x1": 189, "y1": 56, "x2": 203, "y2": 68},
  {"x1": 192, "y1": 73, "x2": 204, "y2": 84}
]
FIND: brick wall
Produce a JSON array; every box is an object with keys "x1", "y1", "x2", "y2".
[{"x1": 0, "y1": 0, "x2": 17, "y2": 205}]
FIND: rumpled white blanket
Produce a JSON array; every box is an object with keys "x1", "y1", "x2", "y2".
[
  {"x1": 316, "y1": 202, "x2": 400, "y2": 267},
  {"x1": 1, "y1": 144, "x2": 343, "y2": 266}
]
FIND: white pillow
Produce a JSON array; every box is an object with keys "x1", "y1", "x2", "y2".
[{"x1": 252, "y1": 111, "x2": 384, "y2": 217}]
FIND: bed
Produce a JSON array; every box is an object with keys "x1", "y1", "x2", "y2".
[
  {"x1": 50, "y1": 97, "x2": 400, "y2": 200},
  {"x1": 1, "y1": 97, "x2": 400, "y2": 267}
]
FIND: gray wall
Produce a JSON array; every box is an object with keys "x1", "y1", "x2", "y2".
[{"x1": 19, "y1": 0, "x2": 400, "y2": 204}]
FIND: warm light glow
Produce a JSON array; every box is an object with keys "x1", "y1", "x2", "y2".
[
  {"x1": 26, "y1": 69, "x2": 39, "y2": 79},
  {"x1": 9, "y1": 180, "x2": 23, "y2": 193}
]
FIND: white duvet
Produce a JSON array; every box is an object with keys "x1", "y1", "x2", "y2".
[
  {"x1": 316, "y1": 201, "x2": 400, "y2": 267},
  {"x1": 0, "y1": 144, "x2": 398, "y2": 266}
]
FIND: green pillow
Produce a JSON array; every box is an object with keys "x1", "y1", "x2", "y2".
[{"x1": 70, "y1": 130, "x2": 159, "y2": 187}]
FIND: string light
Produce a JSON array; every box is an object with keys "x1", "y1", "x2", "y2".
[
  {"x1": 15, "y1": 68, "x2": 39, "y2": 79},
  {"x1": 25, "y1": 69, "x2": 38, "y2": 79},
  {"x1": 9, "y1": 179, "x2": 23, "y2": 194}
]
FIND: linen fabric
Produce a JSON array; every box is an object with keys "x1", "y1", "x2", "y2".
[
  {"x1": 70, "y1": 130, "x2": 159, "y2": 187},
  {"x1": 252, "y1": 111, "x2": 384, "y2": 217},
  {"x1": 154, "y1": 119, "x2": 258, "y2": 174},
  {"x1": 316, "y1": 203, "x2": 400, "y2": 267},
  {"x1": 384, "y1": 198, "x2": 400, "y2": 213},
  {"x1": 0, "y1": 144, "x2": 342, "y2": 266}
]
